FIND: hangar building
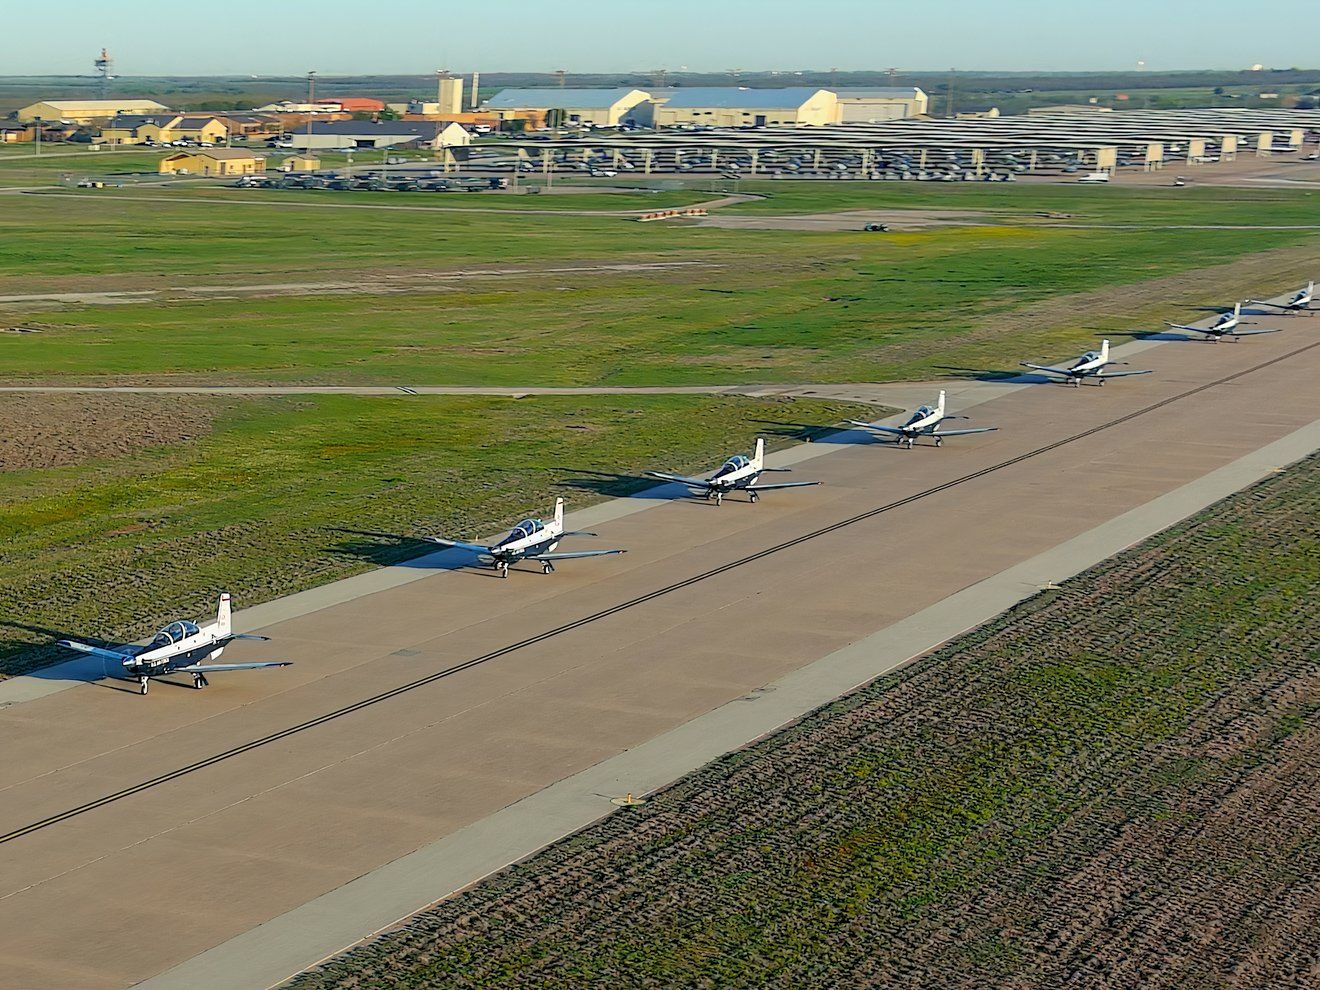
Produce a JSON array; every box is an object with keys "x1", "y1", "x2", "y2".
[
  {"x1": 17, "y1": 99, "x2": 170, "y2": 123},
  {"x1": 288, "y1": 120, "x2": 472, "y2": 151},
  {"x1": 834, "y1": 87, "x2": 929, "y2": 122},
  {"x1": 652, "y1": 88, "x2": 838, "y2": 127},
  {"x1": 483, "y1": 88, "x2": 651, "y2": 127}
]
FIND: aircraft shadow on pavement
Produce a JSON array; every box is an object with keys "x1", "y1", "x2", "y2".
[
  {"x1": 554, "y1": 469, "x2": 666, "y2": 500},
  {"x1": 0, "y1": 619, "x2": 115, "y2": 681},
  {"x1": 748, "y1": 421, "x2": 880, "y2": 446},
  {"x1": 328, "y1": 529, "x2": 474, "y2": 572},
  {"x1": 1107, "y1": 329, "x2": 1200, "y2": 342},
  {"x1": 932, "y1": 366, "x2": 1056, "y2": 385}
]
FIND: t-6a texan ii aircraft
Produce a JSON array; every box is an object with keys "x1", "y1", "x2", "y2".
[
  {"x1": 56, "y1": 593, "x2": 290, "y2": 695},
  {"x1": 1021, "y1": 339, "x2": 1153, "y2": 387},
  {"x1": 426, "y1": 497, "x2": 625, "y2": 578},
  {"x1": 1247, "y1": 281, "x2": 1315, "y2": 315},
  {"x1": 646, "y1": 438, "x2": 820, "y2": 506},
  {"x1": 1166, "y1": 302, "x2": 1281, "y2": 342},
  {"x1": 844, "y1": 390, "x2": 998, "y2": 448}
]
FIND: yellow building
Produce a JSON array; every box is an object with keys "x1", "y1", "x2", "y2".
[
  {"x1": 834, "y1": 88, "x2": 929, "y2": 122},
  {"x1": 279, "y1": 154, "x2": 320, "y2": 172},
  {"x1": 18, "y1": 99, "x2": 169, "y2": 123},
  {"x1": 159, "y1": 150, "x2": 265, "y2": 176},
  {"x1": 484, "y1": 88, "x2": 651, "y2": 127},
  {"x1": 98, "y1": 115, "x2": 228, "y2": 146},
  {"x1": 653, "y1": 88, "x2": 837, "y2": 127}
]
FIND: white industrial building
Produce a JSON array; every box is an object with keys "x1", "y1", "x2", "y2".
[{"x1": 483, "y1": 88, "x2": 652, "y2": 126}]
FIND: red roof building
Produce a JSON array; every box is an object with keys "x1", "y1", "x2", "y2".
[{"x1": 317, "y1": 98, "x2": 385, "y2": 113}]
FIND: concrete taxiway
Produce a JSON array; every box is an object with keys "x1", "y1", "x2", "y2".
[{"x1": 0, "y1": 319, "x2": 1317, "y2": 990}]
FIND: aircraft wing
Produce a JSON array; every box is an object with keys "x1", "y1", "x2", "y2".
[
  {"x1": 1230, "y1": 327, "x2": 1283, "y2": 336},
  {"x1": 1165, "y1": 322, "x2": 1213, "y2": 334},
  {"x1": 56, "y1": 639, "x2": 135, "y2": 663},
  {"x1": 175, "y1": 661, "x2": 293, "y2": 673},
  {"x1": 1020, "y1": 362, "x2": 1071, "y2": 376},
  {"x1": 425, "y1": 537, "x2": 494, "y2": 554},
  {"x1": 932, "y1": 427, "x2": 998, "y2": 437},
  {"x1": 525, "y1": 549, "x2": 627, "y2": 561},
  {"x1": 1097, "y1": 369, "x2": 1154, "y2": 378},
  {"x1": 844, "y1": 420, "x2": 906, "y2": 436},
  {"x1": 645, "y1": 470, "x2": 715, "y2": 490},
  {"x1": 746, "y1": 480, "x2": 822, "y2": 492}
]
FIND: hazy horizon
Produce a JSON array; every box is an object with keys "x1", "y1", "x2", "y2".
[{"x1": 5, "y1": 0, "x2": 1317, "y2": 77}]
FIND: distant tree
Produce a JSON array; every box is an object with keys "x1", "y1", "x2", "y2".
[
  {"x1": 1296, "y1": 96, "x2": 1318, "y2": 110},
  {"x1": 1213, "y1": 86, "x2": 1225, "y2": 95}
]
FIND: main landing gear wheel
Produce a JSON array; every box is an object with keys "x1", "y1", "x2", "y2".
[
  {"x1": 499, "y1": 562, "x2": 510, "y2": 579},
  {"x1": 542, "y1": 560, "x2": 556, "y2": 574},
  {"x1": 934, "y1": 436, "x2": 943, "y2": 447},
  {"x1": 748, "y1": 490, "x2": 760, "y2": 504},
  {"x1": 139, "y1": 676, "x2": 150, "y2": 695},
  {"x1": 714, "y1": 492, "x2": 724, "y2": 507},
  {"x1": 193, "y1": 673, "x2": 209, "y2": 689}
]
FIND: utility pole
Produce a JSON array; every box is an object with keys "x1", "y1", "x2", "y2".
[{"x1": 307, "y1": 70, "x2": 317, "y2": 104}]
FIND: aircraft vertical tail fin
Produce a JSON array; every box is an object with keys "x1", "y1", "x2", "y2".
[
  {"x1": 1100, "y1": 338, "x2": 1110, "y2": 362},
  {"x1": 1233, "y1": 301, "x2": 1242, "y2": 318},
  {"x1": 553, "y1": 496, "x2": 565, "y2": 529},
  {"x1": 1308, "y1": 281, "x2": 1315, "y2": 297},
  {"x1": 217, "y1": 593, "x2": 232, "y2": 636},
  {"x1": 753, "y1": 437, "x2": 765, "y2": 470},
  {"x1": 936, "y1": 390, "x2": 946, "y2": 416}
]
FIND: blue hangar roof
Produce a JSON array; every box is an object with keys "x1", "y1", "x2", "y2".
[
  {"x1": 485, "y1": 88, "x2": 643, "y2": 110},
  {"x1": 660, "y1": 87, "x2": 828, "y2": 109}
]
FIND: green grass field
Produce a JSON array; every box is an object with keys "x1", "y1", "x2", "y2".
[{"x1": 0, "y1": 392, "x2": 876, "y2": 677}]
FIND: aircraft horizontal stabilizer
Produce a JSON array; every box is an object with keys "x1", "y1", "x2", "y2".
[{"x1": 228, "y1": 633, "x2": 270, "y2": 642}]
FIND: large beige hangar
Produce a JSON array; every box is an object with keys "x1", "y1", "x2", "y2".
[
  {"x1": 653, "y1": 88, "x2": 838, "y2": 127},
  {"x1": 484, "y1": 88, "x2": 651, "y2": 127},
  {"x1": 17, "y1": 99, "x2": 170, "y2": 123},
  {"x1": 834, "y1": 87, "x2": 928, "y2": 122}
]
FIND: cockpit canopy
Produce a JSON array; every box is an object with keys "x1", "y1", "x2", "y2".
[
  {"x1": 497, "y1": 518, "x2": 545, "y2": 547},
  {"x1": 908, "y1": 405, "x2": 934, "y2": 424},
  {"x1": 151, "y1": 620, "x2": 200, "y2": 648},
  {"x1": 1078, "y1": 350, "x2": 1101, "y2": 364},
  {"x1": 716, "y1": 454, "x2": 750, "y2": 477}
]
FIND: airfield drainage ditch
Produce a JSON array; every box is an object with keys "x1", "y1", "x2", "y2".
[{"x1": 3, "y1": 336, "x2": 1318, "y2": 847}]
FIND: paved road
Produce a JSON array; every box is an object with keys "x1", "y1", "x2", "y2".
[{"x1": 0, "y1": 314, "x2": 1316, "y2": 989}]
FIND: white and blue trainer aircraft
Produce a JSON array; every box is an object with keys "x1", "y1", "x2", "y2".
[
  {"x1": 1021, "y1": 339, "x2": 1153, "y2": 387},
  {"x1": 844, "y1": 390, "x2": 998, "y2": 448},
  {"x1": 57, "y1": 593, "x2": 290, "y2": 695},
  {"x1": 426, "y1": 497, "x2": 625, "y2": 578},
  {"x1": 1247, "y1": 281, "x2": 1314, "y2": 315},
  {"x1": 1166, "y1": 302, "x2": 1281, "y2": 342},
  {"x1": 646, "y1": 438, "x2": 820, "y2": 506}
]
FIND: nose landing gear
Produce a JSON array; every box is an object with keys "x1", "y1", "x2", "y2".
[{"x1": 139, "y1": 676, "x2": 150, "y2": 695}]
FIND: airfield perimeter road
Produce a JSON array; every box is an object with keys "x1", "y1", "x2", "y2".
[{"x1": 1, "y1": 325, "x2": 1318, "y2": 989}]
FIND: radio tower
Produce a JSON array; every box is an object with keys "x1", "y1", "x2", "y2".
[{"x1": 94, "y1": 48, "x2": 113, "y2": 99}]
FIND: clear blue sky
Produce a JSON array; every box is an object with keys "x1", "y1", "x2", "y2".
[{"x1": 7, "y1": 0, "x2": 1316, "y2": 76}]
